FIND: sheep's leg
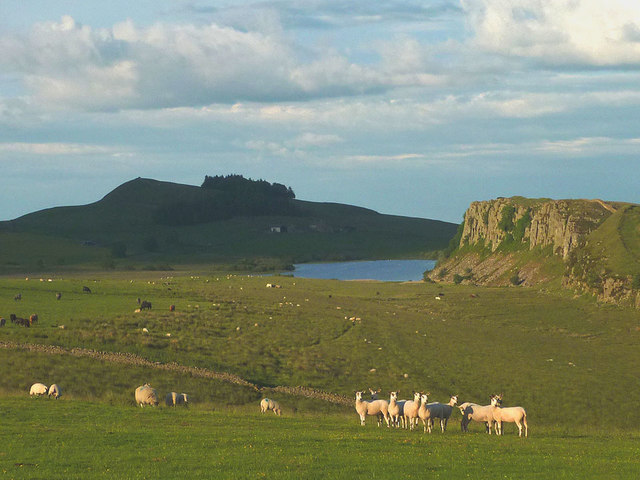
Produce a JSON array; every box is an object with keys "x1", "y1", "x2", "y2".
[{"x1": 359, "y1": 414, "x2": 366, "y2": 426}]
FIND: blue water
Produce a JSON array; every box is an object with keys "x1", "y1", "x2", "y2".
[{"x1": 290, "y1": 259, "x2": 437, "y2": 282}]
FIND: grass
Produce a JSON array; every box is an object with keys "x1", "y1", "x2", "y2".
[
  {"x1": 1, "y1": 271, "x2": 640, "y2": 429},
  {"x1": 1, "y1": 397, "x2": 638, "y2": 479}
]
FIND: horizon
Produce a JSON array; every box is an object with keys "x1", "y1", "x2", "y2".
[{"x1": 2, "y1": 1, "x2": 640, "y2": 223}]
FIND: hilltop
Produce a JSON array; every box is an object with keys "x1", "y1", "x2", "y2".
[
  {"x1": 0, "y1": 176, "x2": 457, "y2": 273},
  {"x1": 428, "y1": 196, "x2": 640, "y2": 307}
]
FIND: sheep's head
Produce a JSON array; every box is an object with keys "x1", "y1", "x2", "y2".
[
  {"x1": 355, "y1": 391, "x2": 364, "y2": 401},
  {"x1": 450, "y1": 395, "x2": 458, "y2": 405},
  {"x1": 390, "y1": 391, "x2": 398, "y2": 401},
  {"x1": 490, "y1": 395, "x2": 501, "y2": 406},
  {"x1": 420, "y1": 393, "x2": 429, "y2": 403},
  {"x1": 413, "y1": 391, "x2": 421, "y2": 401}
]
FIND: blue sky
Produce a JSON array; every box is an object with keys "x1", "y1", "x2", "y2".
[{"x1": 1, "y1": 0, "x2": 639, "y2": 223}]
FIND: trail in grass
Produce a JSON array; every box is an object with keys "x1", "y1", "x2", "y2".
[{"x1": 0, "y1": 340, "x2": 351, "y2": 406}]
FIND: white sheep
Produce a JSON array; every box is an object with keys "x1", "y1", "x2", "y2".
[
  {"x1": 260, "y1": 398, "x2": 281, "y2": 416},
  {"x1": 165, "y1": 392, "x2": 189, "y2": 407},
  {"x1": 30, "y1": 383, "x2": 48, "y2": 396},
  {"x1": 354, "y1": 390, "x2": 390, "y2": 427},
  {"x1": 417, "y1": 392, "x2": 432, "y2": 433},
  {"x1": 490, "y1": 394, "x2": 528, "y2": 437},
  {"x1": 48, "y1": 384, "x2": 61, "y2": 399},
  {"x1": 402, "y1": 391, "x2": 422, "y2": 430},
  {"x1": 388, "y1": 391, "x2": 406, "y2": 428},
  {"x1": 424, "y1": 395, "x2": 458, "y2": 433},
  {"x1": 459, "y1": 400, "x2": 496, "y2": 434},
  {"x1": 135, "y1": 384, "x2": 159, "y2": 407}
]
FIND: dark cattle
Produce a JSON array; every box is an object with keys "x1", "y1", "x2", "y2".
[
  {"x1": 14, "y1": 293, "x2": 21, "y2": 301},
  {"x1": 140, "y1": 300, "x2": 152, "y2": 310},
  {"x1": 56, "y1": 292, "x2": 62, "y2": 300},
  {"x1": 83, "y1": 286, "x2": 91, "y2": 293}
]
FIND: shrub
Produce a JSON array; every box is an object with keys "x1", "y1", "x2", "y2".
[
  {"x1": 453, "y1": 274, "x2": 463, "y2": 284},
  {"x1": 510, "y1": 273, "x2": 521, "y2": 285},
  {"x1": 513, "y1": 210, "x2": 532, "y2": 242},
  {"x1": 498, "y1": 205, "x2": 515, "y2": 232}
]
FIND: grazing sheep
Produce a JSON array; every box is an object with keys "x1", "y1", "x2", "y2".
[
  {"x1": 354, "y1": 391, "x2": 390, "y2": 427},
  {"x1": 0, "y1": 317, "x2": 5, "y2": 327},
  {"x1": 388, "y1": 391, "x2": 407, "y2": 428},
  {"x1": 11, "y1": 314, "x2": 31, "y2": 327},
  {"x1": 14, "y1": 293, "x2": 22, "y2": 301},
  {"x1": 402, "y1": 392, "x2": 422, "y2": 430},
  {"x1": 169, "y1": 304, "x2": 175, "y2": 312},
  {"x1": 82, "y1": 286, "x2": 91, "y2": 293},
  {"x1": 166, "y1": 392, "x2": 189, "y2": 407},
  {"x1": 490, "y1": 394, "x2": 528, "y2": 437},
  {"x1": 460, "y1": 399, "x2": 498, "y2": 434},
  {"x1": 424, "y1": 395, "x2": 458, "y2": 433},
  {"x1": 48, "y1": 384, "x2": 61, "y2": 399},
  {"x1": 135, "y1": 384, "x2": 159, "y2": 407},
  {"x1": 140, "y1": 300, "x2": 152, "y2": 310},
  {"x1": 260, "y1": 398, "x2": 281, "y2": 416},
  {"x1": 56, "y1": 292, "x2": 62, "y2": 300},
  {"x1": 30, "y1": 383, "x2": 48, "y2": 396},
  {"x1": 29, "y1": 314, "x2": 38, "y2": 324}
]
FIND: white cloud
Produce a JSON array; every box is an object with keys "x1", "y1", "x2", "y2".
[
  {"x1": 0, "y1": 142, "x2": 116, "y2": 156},
  {"x1": 463, "y1": 0, "x2": 640, "y2": 66}
]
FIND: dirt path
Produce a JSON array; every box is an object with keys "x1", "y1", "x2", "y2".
[
  {"x1": 0, "y1": 341, "x2": 352, "y2": 406},
  {"x1": 593, "y1": 199, "x2": 617, "y2": 214}
]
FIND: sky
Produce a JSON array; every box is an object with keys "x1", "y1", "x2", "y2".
[{"x1": 1, "y1": 0, "x2": 639, "y2": 224}]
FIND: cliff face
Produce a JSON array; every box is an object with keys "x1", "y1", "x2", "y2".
[
  {"x1": 460, "y1": 198, "x2": 612, "y2": 259},
  {"x1": 430, "y1": 197, "x2": 640, "y2": 306}
]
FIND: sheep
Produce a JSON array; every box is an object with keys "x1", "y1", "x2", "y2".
[
  {"x1": 169, "y1": 304, "x2": 175, "y2": 312},
  {"x1": 490, "y1": 394, "x2": 528, "y2": 437},
  {"x1": 14, "y1": 293, "x2": 22, "y2": 300},
  {"x1": 402, "y1": 391, "x2": 422, "y2": 430},
  {"x1": 135, "y1": 384, "x2": 159, "y2": 407},
  {"x1": 417, "y1": 392, "x2": 433, "y2": 433},
  {"x1": 354, "y1": 390, "x2": 390, "y2": 427},
  {"x1": 166, "y1": 392, "x2": 189, "y2": 407},
  {"x1": 0, "y1": 317, "x2": 5, "y2": 327},
  {"x1": 388, "y1": 391, "x2": 407, "y2": 428},
  {"x1": 459, "y1": 400, "x2": 496, "y2": 434},
  {"x1": 424, "y1": 395, "x2": 458, "y2": 433},
  {"x1": 82, "y1": 286, "x2": 91, "y2": 293},
  {"x1": 48, "y1": 384, "x2": 61, "y2": 399},
  {"x1": 140, "y1": 300, "x2": 152, "y2": 310},
  {"x1": 260, "y1": 398, "x2": 281, "y2": 416},
  {"x1": 56, "y1": 292, "x2": 62, "y2": 300},
  {"x1": 30, "y1": 383, "x2": 48, "y2": 396},
  {"x1": 29, "y1": 314, "x2": 38, "y2": 324}
]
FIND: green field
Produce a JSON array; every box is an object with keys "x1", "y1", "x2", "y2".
[{"x1": 1, "y1": 270, "x2": 639, "y2": 477}]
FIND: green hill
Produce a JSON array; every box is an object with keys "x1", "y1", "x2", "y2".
[{"x1": 0, "y1": 177, "x2": 457, "y2": 273}]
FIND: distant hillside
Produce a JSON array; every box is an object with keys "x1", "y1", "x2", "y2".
[
  {"x1": 429, "y1": 197, "x2": 640, "y2": 307},
  {"x1": 0, "y1": 177, "x2": 457, "y2": 273}
]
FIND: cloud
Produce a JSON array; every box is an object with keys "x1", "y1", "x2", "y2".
[
  {"x1": 0, "y1": 14, "x2": 447, "y2": 112},
  {"x1": 463, "y1": 0, "x2": 640, "y2": 67},
  {"x1": 0, "y1": 142, "x2": 116, "y2": 156}
]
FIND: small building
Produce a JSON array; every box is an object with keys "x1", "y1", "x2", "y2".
[{"x1": 269, "y1": 225, "x2": 288, "y2": 233}]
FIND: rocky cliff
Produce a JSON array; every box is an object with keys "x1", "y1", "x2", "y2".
[{"x1": 430, "y1": 197, "x2": 640, "y2": 307}]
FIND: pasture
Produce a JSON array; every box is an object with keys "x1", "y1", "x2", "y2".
[{"x1": 1, "y1": 270, "x2": 639, "y2": 477}]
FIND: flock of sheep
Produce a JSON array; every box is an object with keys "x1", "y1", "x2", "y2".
[{"x1": 355, "y1": 389, "x2": 528, "y2": 437}]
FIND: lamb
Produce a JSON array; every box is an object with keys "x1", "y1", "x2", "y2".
[
  {"x1": 30, "y1": 383, "x2": 48, "y2": 396},
  {"x1": 354, "y1": 390, "x2": 390, "y2": 427},
  {"x1": 260, "y1": 398, "x2": 281, "y2": 416},
  {"x1": 388, "y1": 391, "x2": 407, "y2": 428},
  {"x1": 423, "y1": 395, "x2": 458, "y2": 433},
  {"x1": 166, "y1": 392, "x2": 189, "y2": 407},
  {"x1": 48, "y1": 384, "x2": 61, "y2": 399},
  {"x1": 135, "y1": 384, "x2": 159, "y2": 407},
  {"x1": 490, "y1": 394, "x2": 528, "y2": 437},
  {"x1": 402, "y1": 391, "x2": 422, "y2": 430}
]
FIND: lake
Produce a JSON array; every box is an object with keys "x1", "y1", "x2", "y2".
[{"x1": 289, "y1": 259, "x2": 437, "y2": 282}]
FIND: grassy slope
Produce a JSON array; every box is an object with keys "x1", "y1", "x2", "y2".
[
  {"x1": 2, "y1": 397, "x2": 638, "y2": 480},
  {"x1": 0, "y1": 178, "x2": 457, "y2": 271},
  {"x1": 1, "y1": 271, "x2": 639, "y2": 429}
]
